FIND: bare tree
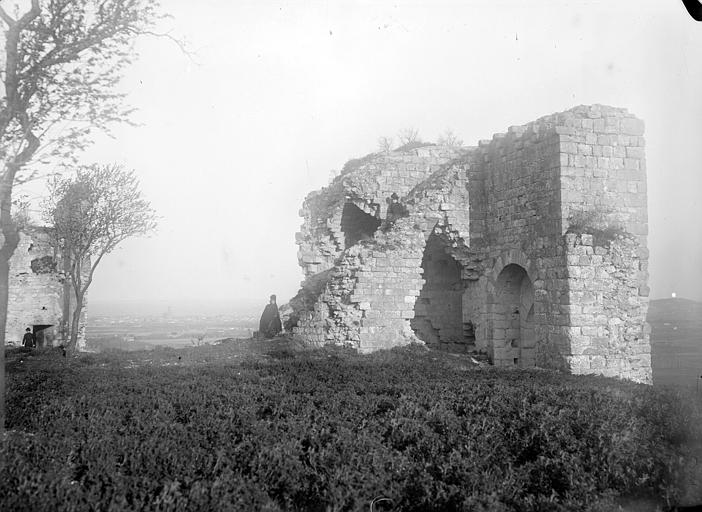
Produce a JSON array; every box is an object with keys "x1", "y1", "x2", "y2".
[
  {"x1": 397, "y1": 127, "x2": 420, "y2": 146},
  {"x1": 377, "y1": 136, "x2": 394, "y2": 154},
  {"x1": 46, "y1": 164, "x2": 157, "y2": 352},
  {"x1": 0, "y1": 0, "x2": 162, "y2": 432},
  {"x1": 437, "y1": 129, "x2": 463, "y2": 147}
]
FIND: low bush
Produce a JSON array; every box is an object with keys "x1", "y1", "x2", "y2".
[
  {"x1": 2, "y1": 342, "x2": 701, "y2": 511},
  {"x1": 565, "y1": 210, "x2": 632, "y2": 247}
]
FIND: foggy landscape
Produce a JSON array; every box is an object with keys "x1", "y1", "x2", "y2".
[
  {"x1": 15, "y1": 0, "x2": 702, "y2": 307},
  {"x1": 2, "y1": 1, "x2": 702, "y2": 511}
]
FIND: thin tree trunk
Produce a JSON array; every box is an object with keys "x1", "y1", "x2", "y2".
[
  {"x1": 0, "y1": 252, "x2": 10, "y2": 434},
  {"x1": 1, "y1": 2, "x2": 42, "y2": 437},
  {"x1": 61, "y1": 253, "x2": 72, "y2": 346},
  {"x1": 69, "y1": 292, "x2": 84, "y2": 353},
  {"x1": 0, "y1": 177, "x2": 20, "y2": 435}
]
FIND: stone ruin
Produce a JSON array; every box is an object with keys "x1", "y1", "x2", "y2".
[
  {"x1": 2, "y1": 227, "x2": 87, "y2": 349},
  {"x1": 288, "y1": 104, "x2": 651, "y2": 384}
]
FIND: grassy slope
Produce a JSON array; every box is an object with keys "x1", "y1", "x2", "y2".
[{"x1": 2, "y1": 339, "x2": 702, "y2": 511}]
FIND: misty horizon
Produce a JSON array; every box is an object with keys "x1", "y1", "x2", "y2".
[
  {"x1": 15, "y1": 0, "x2": 702, "y2": 305},
  {"x1": 89, "y1": 297, "x2": 264, "y2": 318},
  {"x1": 88, "y1": 295, "x2": 702, "y2": 319}
]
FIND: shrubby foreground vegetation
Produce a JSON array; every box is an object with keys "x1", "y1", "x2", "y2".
[{"x1": 2, "y1": 340, "x2": 701, "y2": 511}]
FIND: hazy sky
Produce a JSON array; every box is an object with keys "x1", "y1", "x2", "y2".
[{"x1": 21, "y1": 0, "x2": 702, "y2": 306}]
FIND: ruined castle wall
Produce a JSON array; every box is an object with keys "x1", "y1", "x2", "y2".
[
  {"x1": 4, "y1": 228, "x2": 87, "y2": 348},
  {"x1": 352, "y1": 226, "x2": 426, "y2": 352},
  {"x1": 293, "y1": 153, "x2": 471, "y2": 351},
  {"x1": 470, "y1": 123, "x2": 568, "y2": 369},
  {"x1": 557, "y1": 106, "x2": 651, "y2": 383},
  {"x1": 292, "y1": 104, "x2": 652, "y2": 383},
  {"x1": 564, "y1": 233, "x2": 651, "y2": 383},
  {"x1": 291, "y1": 249, "x2": 366, "y2": 347},
  {"x1": 296, "y1": 148, "x2": 464, "y2": 278},
  {"x1": 557, "y1": 106, "x2": 648, "y2": 235},
  {"x1": 342, "y1": 147, "x2": 465, "y2": 219},
  {"x1": 401, "y1": 164, "x2": 476, "y2": 352},
  {"x1": 412, "y1": 234, "x2": 464, "y2": 346},
  {"x1": 5, "y1": 230, "x2": 63, "y2": 346},
  {"x1": 296, "y1": 185, "x2": 346, "y2": 278},
  {"x1": 352, "y1": 163, "x2": 476, "y2": 353}
]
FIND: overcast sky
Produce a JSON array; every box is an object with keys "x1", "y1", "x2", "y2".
[{"x1": 22, "y1": 0, "x2": 702, "y2": 308}]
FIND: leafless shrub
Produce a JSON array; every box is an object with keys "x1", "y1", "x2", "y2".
[
  {"x1": 397, "y1": 128, "x2": 420, "y2": 145},
  {"x1": 437, "y1": 129, "x2": 463, "y2": 147},
  {"x1": 377, "y1": 136, "x2": 394, "y2": 154}
]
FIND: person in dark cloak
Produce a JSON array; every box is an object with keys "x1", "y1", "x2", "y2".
[
  {"x1": 22, "y1": 327, "x2": 36, "y2": 348},
  {"x1": 383, "y1": 192, "x2": 408, "y2": 230},
  {"x1": 259, "y1": 294, "x2": 282, "y2": 339}
]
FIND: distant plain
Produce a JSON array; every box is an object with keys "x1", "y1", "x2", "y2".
[{"x1": 86, "y1": 298, "x2": 702, "y2": 388}]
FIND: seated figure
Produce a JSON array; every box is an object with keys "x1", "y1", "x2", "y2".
[{"x1": 383, "y1": 192, "x2": 408, "y2": 230}]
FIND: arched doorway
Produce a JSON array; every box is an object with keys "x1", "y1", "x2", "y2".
[
  {"x1": 340, "y1": 202, "x2": 381, "y2": 248},
  {"x1": 411, "y1": 234, "x2": 474, "y2": 352},
  {"x1": 491, "y1": 264, "x2": 535, "y2": 366},
  {"x1": 33, "y1": 324, "x2": 55, "y2": 348}
]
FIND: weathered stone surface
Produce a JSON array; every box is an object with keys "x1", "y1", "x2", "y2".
[
  {"x1": 289, "y1": 105, "x2": 651, "y2": 384},
  {"x1": 2, "y1": 227, "x2": 87, "y2": 350}
]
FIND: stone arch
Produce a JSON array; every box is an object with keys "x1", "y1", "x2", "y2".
[
  {"x1": 488, "y1": 263, "x2": 536, "y2": 367},
  {"x1": 489, "y1": 249, "x2": 537, "y2": 286},
  {"x1": 340, "y1": 202, "x2": 381, "y2": 249},
  {"x1": 410, "y1": 230, "x2": 474, "y2": 353}
]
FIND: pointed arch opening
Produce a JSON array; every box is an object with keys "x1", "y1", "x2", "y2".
[{"x1": 411, "y1": 233, "x2": 475, "y2": 352}]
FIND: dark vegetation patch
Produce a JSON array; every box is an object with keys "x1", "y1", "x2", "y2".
[
  {"x1": 2, "y1": 341, "x2": 701, "y2": 511},
  {"x1": 30, "y1": 255, "x2": 57, "y2": 274},
  {"x1": 303, "y1": 181, "x2": 345, "y2": 224},
  {"x1": 341, "y1": 151, "x2": 380, "y2": 176},
  {"x1": 565, "y1": 210, "x2": 633, "y2": 247}
]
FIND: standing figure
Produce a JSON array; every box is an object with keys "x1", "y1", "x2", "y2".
[
  {"x1": 22, "y1": 327, "x2": 36, "y2": 348},
  {"x1": 258, "y1": 294, "x2": 283, "y2": 339}
]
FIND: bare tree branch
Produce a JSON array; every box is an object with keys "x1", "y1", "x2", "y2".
[
  {"x1": 377, "y1": 136, "x2": 394, "y2": 154},
  {"x1": 437, "y1": 128, "x2": 463, "y2": 147},
  {"x1": 397, "y1": 127, "x2": 420, "y2": 145},
  {"x1": 139, "y1": 29, "x2": 197, "y2": 63},
  {"x1": 0, "y1": 6, "x2": 16, "y2": 26}
]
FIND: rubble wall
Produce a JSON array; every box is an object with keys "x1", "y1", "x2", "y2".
[
  {"x1": 296, "y1": 147, "x2": 464, "y2": 278},
  {"x1": 557, "y1": 106, "x2": 651, "y2": 383},
  {"x1": 351, "y1": 162, "x2": 476, "y2": 353},
  {"x1": 293, "y1": 148, "x2": 468, "y2": 350},
  {"x1": 399, "y1": 164, "x2": 476, "y2": 353}
]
